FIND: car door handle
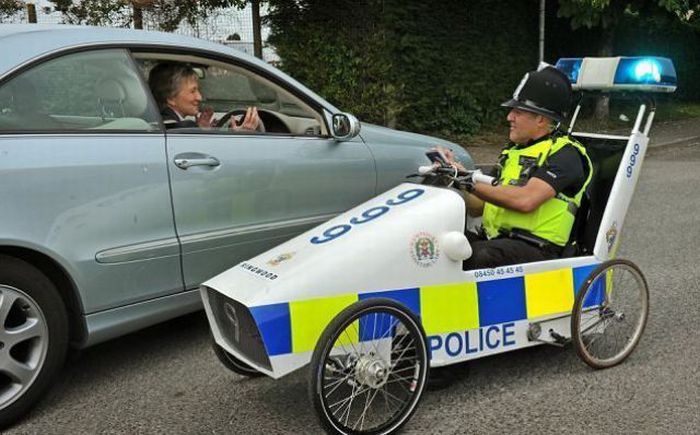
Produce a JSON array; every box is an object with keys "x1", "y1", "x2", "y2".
[{"x1": 174, "y1": 157, "x2": 221, "y2": 169}]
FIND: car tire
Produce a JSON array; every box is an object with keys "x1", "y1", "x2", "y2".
[{"x1": 0, "y1": 255, "x2": 69, "y2": 428}]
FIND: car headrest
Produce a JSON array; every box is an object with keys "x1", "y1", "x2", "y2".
[
  {"x1": 94, "y1": 71, "x2": 148, "y2": 117},
  {"x1": 96, "y1": 79, "x2": 126, "y2": 102}
]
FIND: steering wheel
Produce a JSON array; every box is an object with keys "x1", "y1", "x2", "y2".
[
  {"x1": 215, "y1": 109, "x2": 291, "y2": 134},
  {"x1": 216, "y1": 109, "x2": 265, "y2": 132}
]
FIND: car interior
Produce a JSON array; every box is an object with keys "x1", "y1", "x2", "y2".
[
  {"x1": 0, "y1": 49, "x2": 158, "y2": 131},
  {"x1": 131, "y1": 52, "x2": 327, "y2": 136}
]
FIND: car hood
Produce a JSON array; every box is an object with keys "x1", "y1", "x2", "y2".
[{"x1": 358, "y1": 123, "x2": 473, "y2": 168}]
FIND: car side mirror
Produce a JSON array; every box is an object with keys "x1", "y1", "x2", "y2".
[{"x1": 331, "y1": 113, "x2": 360, "y2": 141}]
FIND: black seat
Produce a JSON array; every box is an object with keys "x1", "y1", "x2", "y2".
[{"x1": 562, "y1": 135, "x2": 627, "y2": 256}]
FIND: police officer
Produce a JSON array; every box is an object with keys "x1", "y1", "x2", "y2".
[{"x1": 442, "y1": 65, "x2": 593, "y2": 269}]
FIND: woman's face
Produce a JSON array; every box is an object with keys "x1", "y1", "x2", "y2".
[{"x1": 167, "y1": 75, "x2": 202, "y2": 117}]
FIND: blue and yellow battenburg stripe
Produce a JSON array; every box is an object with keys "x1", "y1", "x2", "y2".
[{"x1": 249, "y1": 264, "x2": 603, "y2": 357}]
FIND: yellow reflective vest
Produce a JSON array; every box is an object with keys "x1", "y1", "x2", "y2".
[{"x1": 482, "y1": 135, "x2": 593, "y2": 247}]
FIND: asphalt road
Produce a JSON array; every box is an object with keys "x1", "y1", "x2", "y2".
[{"x1": 7, "y1": 142, "x2": 700, "y2": 435}]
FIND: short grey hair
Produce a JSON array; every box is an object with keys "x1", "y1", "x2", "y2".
[{"x1": 148, "y1": 63, "x2": 198, "y2": 109}]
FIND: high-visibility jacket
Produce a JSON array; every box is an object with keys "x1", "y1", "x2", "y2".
[{"x1": 482, "y1": 135, "x2": 593, "y2": 247}]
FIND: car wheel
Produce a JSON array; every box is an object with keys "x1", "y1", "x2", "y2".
[
  {"x1": 0, "y1": 255, "x2": 69, "y2": 428},
  {"x1": 211, "y1": 338, "x2": 263, "y2": 378}
]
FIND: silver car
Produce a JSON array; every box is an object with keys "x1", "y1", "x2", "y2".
[{"x1": 0, "y1": 24, "x2": 472, "y2": 425}]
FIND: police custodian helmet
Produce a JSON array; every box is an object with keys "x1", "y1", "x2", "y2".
[{"x1": 501, "y1": 65, "x2": 573, "y2": 123}]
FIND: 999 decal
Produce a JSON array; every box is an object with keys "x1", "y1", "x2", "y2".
[{"x1": 310, "y1": 188, "x2": 425, "y2": 245}]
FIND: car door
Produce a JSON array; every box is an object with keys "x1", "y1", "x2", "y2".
[
  {"x1": 0, "y1": 48, "x2": 183, "y2": 313},
  {"x1": 145, "y1": 58, "x2": 376, "y2": 288}
]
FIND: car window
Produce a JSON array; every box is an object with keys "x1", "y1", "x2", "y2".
[
  {"x1": 200, "y1": 65, "x2": 318, "y2": 120},
  {"x1": 135, "y1": 56, "x2": 325, "y2": 136},
  {"x1": 0, "y1": 49, "x2": 161, "y2": 132}
]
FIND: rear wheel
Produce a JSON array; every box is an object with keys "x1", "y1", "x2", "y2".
[
  {"x1": 571, "y1": 259, "x2": 649, "y2": 369},
  {"x1": 309, "y1": 298, "x2": 428, "y2": 435},
  {"x1": 0, "y1": 255, "x2": 68, "y2": 428}
]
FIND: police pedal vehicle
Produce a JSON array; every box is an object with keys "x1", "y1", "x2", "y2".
[{"x1": 201, "y1": 56, "x2": 676, "y2": 434}]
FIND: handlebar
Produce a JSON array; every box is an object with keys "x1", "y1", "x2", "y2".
[
  {"x1": 472, "y1": 171, "x2": 496, "y2": 186},
  {"x1": 418, "y1": 164, "x2": 498, "y2": 187},
  {"x1": 417, "y1": 165, "x2": 437, "y2": 175}
]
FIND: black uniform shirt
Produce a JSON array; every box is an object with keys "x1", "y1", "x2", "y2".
[{"x1": 531, "y1": 144, "x2": 588, "y2": 197}]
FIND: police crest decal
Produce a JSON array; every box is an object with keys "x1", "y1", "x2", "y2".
[
  {"x1": 410, "y1": 232, "x2": 440, "y2": 267},
  {"x1": 606, "y1": 222, "x2": 618, "y2": 253}
]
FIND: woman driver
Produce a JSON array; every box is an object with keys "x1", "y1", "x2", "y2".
[{"x1": 148, "y1": 62, "x2": 260, "y2": 131}]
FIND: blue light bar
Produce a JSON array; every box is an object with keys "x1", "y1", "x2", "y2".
[
  {"x1": 555, "y1": 56, "x2": 676, "y2": 92},
  {"x1": 614, "y1": 57, "x2": 677, "y2": 88},
  {"x1": 555, "y1": 58, "x2": 583, "y2": 84}
]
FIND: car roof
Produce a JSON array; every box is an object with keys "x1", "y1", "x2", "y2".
[{"x1": 0, "y1": 24, "x2": 338, "y2": 112}]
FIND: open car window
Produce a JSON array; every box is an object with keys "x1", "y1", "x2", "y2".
[
  {"x1": 0, "y1": 49, "x2": 161, "y2": 132},
  {"x1": 133, "y1": 53, "x2": 326, "y2": 136}
]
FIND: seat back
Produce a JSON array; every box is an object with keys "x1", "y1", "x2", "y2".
[
  {"x1": 565, "y1": 134, "x2": 627, "y2": 255},
  {"x1": 96, "y1": 78, "x2": 127, "y2": 118}
]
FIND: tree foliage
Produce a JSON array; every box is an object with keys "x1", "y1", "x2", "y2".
[
  {"x1": 557, "y1": 1, "x2": 700, "y2": 39},
  {"x1": 50, "y1": 0, "x2": 247, "y2": 30},
  {"x1": 0, "y1": 0, "x2": 22, "y2": 21}
]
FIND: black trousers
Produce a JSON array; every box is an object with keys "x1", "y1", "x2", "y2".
[{"x1": 462, "y1": 231, "x2": 561, "y2": 270}]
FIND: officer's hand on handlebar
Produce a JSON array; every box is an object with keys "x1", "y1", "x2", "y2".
[{"x1": 459, "y1": 172, "x2": 476, "y2": 192}]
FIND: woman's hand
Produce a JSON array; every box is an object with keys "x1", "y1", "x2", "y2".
[
  {"x1": 230, "y1": 106, "x2": 261, "y2": 131},
  {"x1": 196, "y1": 107, "x2": 215, "y2": 128}
]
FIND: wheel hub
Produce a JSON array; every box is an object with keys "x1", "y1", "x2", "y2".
[
  {"x1": 0, "y1": 285, "x2": 49, "y2": 409},
  {"x1": 354, "y1": 355, "x2": 390, "y2": 389}
]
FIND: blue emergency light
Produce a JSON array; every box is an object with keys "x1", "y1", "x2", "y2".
[
  {"x1": 554, "y1": 56, "x2": 677, "y2": 92},
  {"x1": 554, "y1": 58, "x2": 583, "y2": 84},
  {"x1": 614, "y1": 57, "x2": 676, "y2": 87}
]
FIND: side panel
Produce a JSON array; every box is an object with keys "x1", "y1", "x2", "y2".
[
  {"x1": 206, "y1": 252, "x2": 600, "y2": 377},
  {"x1": 167, "y1": 133, "x2": 375, "y2": 289},
  {"x1": 0, "y1": 134, "x2": 183, "y2": 313},
  {"x1": 83, "y1": 288, "x2": 202, "y2": 347}
]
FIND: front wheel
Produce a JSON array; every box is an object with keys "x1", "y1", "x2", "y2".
[
  {"x1": 0, "y1": 255, "x2": 69, "y2": 428},
  {"x1": 309, "y1": 298, "x2": 428, "y2": 435},
  {"x1": 571, "y1": 259, "x2": 649, "y2": 369}
]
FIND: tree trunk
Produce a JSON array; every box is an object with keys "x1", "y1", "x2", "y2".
[
  {"x1": 594, "y1": 26, "x2": 615, "y2": 121},
  {"x1": 133, "y1": 5, "x2": 143, "y2": 29},
  {"x1": 252, "y1": 0, "x2": 262, "y2": 59},
  {"x1": 27, "y1": 2, "x2": 37, "y2": 23}
]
